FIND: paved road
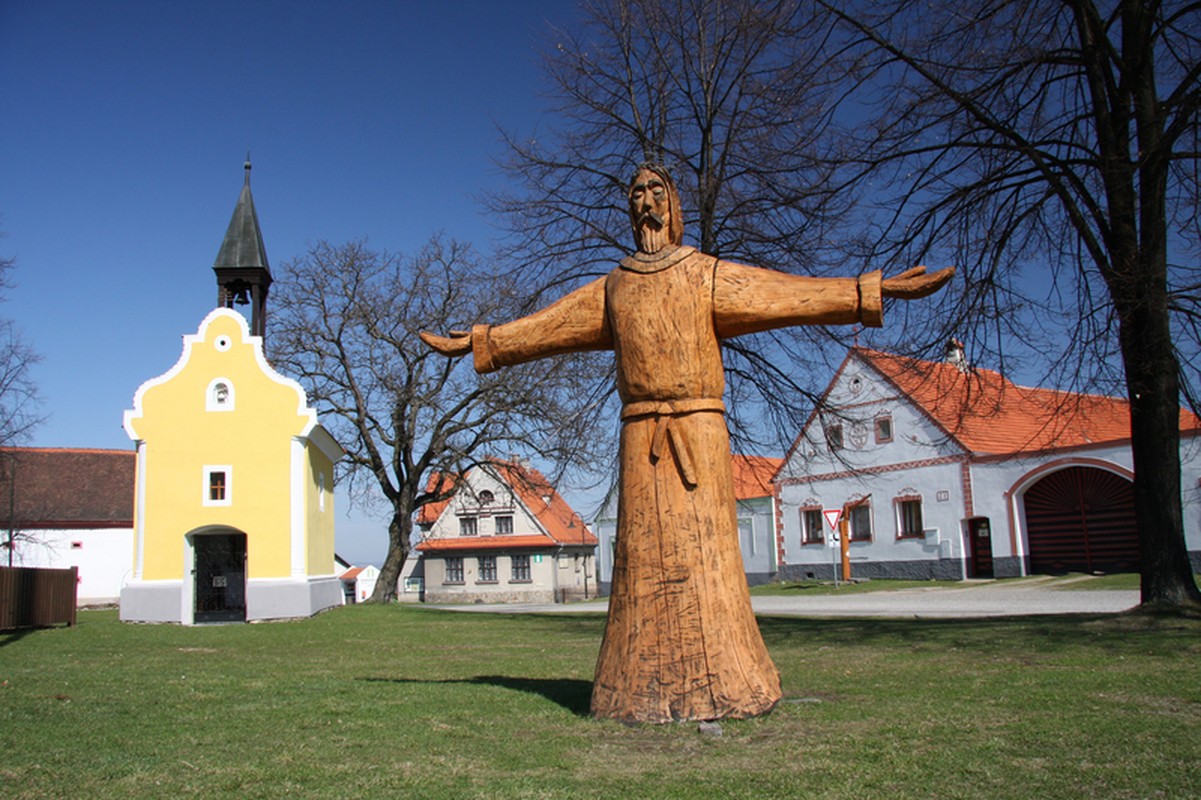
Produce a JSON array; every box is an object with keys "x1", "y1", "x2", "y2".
[{"x1": 436, "y1": 577, "x2": 1140, "y2": 618}]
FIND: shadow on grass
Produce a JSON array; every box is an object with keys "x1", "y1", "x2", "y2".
[
  {"x1": 0, "y1": 626, "x2": 45, "y2": 649},
  {"x1": 361, "y1": 675, "x2": 594, "y2": 717},
  {"x1": 755, "y1": 611, "x2": 1201, "y2": 656}
]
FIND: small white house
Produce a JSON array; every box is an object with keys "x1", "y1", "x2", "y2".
[
  {"x1": 775, "y1": 344, "x2": 1201, "y2": 580},
  {"x1": 0, "y1": 447, "x2": 135, "y2": 604},
  {"x1": 339, "y1": 564, "x2": 379, "y2": 604},
  {"x1": 415, "y1": 458, "x2": 597, "y2": 604}
]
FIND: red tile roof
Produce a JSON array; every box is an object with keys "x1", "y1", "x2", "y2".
[
  {"x1": 0, "y1": 447, "x2": 135, "y2": 528},
  {"x1": 417, "y1": 534, "x2": 562, "y2": 553},
  {"x1": 414, "y1": 458, "x2": 597, "y2": 552},
  {"x1": 856, "y1": 349, "x2": 1201, "y2": 456},
  {"x1": 415, "y1": 472, "x2": 459, "y2": 526},
  {"x1": 731, "y1": 454, "x2": 783, "y2": 499}
]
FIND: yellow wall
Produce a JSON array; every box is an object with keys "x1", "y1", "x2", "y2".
[
  {"x1": 126, "y1": 310, "x2": 338, "y2": 581},
  {"x1": 305, "y1": 445, "x2": 336, "y2": 575}
]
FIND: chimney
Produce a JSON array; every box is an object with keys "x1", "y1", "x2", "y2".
[{"x1": 944, "y1": 338, "x2": 968, "y2": 372}]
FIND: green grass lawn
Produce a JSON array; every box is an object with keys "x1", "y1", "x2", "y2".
[{"x1": 3, "y1": 605, "x2": 1199, "y2": 799}]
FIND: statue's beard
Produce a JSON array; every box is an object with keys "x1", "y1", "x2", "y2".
[{"x1": 636, "y1": 213, "x2": 670, "y2": 254}]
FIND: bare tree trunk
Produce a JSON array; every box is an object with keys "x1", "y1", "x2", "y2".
[
  {"x1": 1116, "y1": 284, "x2": 1201, "y2": 607},
  {"x1": 371, "y1": 514, "x2": 410, "y2": 604}
]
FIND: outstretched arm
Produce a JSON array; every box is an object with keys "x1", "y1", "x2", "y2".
[
  {"x1": 420, "y1": 276, "x2": 612, "y2": 373},
  {"x1": 713, "y1": 262, "x2": 954, "y2": 339}
]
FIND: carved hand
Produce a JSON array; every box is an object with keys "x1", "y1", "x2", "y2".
[
  {"x1": 881, "y1": 266, "x2": 955, "y2": 300},
  {"x1": 419, "y1": 329, "x2": 472, "y2": 358}
]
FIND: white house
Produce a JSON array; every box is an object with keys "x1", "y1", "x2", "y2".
[
  {"x1": 415, "y1": 458, "x2": 598, "y2": 603},
  {"x1": 0, "y1": 447, "x2": 135, "y2": 604},
  {"x1": 592, "y1": 454, "x2": 783, "y2": 594},
  {"x1": 339, "y1": 564, "x2": 379, "y2": 604},
  {"x1": 775, "y1": 344, "x2": 1201, "y2": 580}
]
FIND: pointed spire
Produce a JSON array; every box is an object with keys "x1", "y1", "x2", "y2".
[
  {"x1": 214, "y1": 156, "x2": 270, "y2": 273},
  {"x1": 214, "y1": 158, "x2": 273, "y2": 340}
]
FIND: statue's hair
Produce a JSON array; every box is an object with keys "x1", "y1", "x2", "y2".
[{"x1": 627, "y1": 162, "x2": 684, "y2": 248}]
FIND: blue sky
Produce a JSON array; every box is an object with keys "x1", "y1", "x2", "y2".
[{"x1": 0, "y1": 0, "x2": 583, "y2": 564}]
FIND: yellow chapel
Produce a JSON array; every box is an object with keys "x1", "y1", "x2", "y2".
[{"x1": 119, "y1": 162, "x2": 343, "y2": 624}]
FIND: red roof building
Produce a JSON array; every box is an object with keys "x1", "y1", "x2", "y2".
[
  {"x1": 775, "y1": 346, "x2": 1201, "y2": 581},
  {"x1": 0, "y1": 447, "x2": 136, "y2": 603},
  {"x1": 415, "y1": 459, "x2": 598, "y2": 603}
]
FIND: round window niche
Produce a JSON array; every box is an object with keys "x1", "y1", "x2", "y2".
[{"x1": 214, "y1": 335, "x2": 232, "y2": 352}]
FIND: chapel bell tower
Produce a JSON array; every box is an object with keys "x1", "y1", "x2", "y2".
[{"x1": 213, "y1": 157, "x2": 272, "y2": 339}]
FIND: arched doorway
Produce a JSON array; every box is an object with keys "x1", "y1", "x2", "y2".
[
  {"x1": 192, "y1": 531, "x2": 247, "y2": 623},
  {"x1": 1022, "y1": 466, "x2": 1138, "y2": 574}
]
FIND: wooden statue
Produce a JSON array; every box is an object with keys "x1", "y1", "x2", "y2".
[{"x1": 422, "y1": 164, "x2": 953, "y2": 723}]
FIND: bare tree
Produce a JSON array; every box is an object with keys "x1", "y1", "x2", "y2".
[
  {"x1": 0, "y1": 250, "x2": 44, "y2": 563},
  {"x1": 0, "y1": 255, "x2": 42, "y2": 450},
  {"x1": 269, "y1": 237, "x2": 613, "y2": 602},
  {"x1": 490, "y1": 0, "x2": 869, "y2": 452},
  {"x1": 824, "y1": 0, "x2": 1201, "y2": 606}
]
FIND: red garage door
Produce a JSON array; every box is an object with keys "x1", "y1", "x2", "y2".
[{"x1": 1023, "y1": 466, "x2": 1138, "y2": 574}]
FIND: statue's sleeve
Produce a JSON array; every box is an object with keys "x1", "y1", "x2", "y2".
[
  {"x1": 712, "y1": 261, "x2": 883, "y2": 339},
  {"x1": 470, "y1": 276, "x2": 612, "y2": 373}
]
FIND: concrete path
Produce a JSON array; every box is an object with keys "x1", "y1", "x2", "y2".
[{"x1": 435, "y1": 576, "x2": 1140, "y2": 618}]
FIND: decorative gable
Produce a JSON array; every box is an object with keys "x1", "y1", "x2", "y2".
[
  {"x1": 416, "y1": 459, "x2": 596, "y2": 553},
  {"x1": 124, "y1": 308, "x2": 328, "y2": 449}
]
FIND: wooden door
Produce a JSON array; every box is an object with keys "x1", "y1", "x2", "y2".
[
  {"x1": 1023, "y1": 467, "x2": 1137, "y2": 574},
  {"x1": 967, "y1": 517, "x2": 994, "y2": 578}
]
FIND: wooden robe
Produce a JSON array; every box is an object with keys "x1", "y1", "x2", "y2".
[{"x1": 467, "y1": 245, "x2": 884, "y2": 723}]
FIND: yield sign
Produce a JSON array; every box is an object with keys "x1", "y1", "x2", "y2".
[{"x1": 823, "y1": 508, "x2": 843, "y2": 531}]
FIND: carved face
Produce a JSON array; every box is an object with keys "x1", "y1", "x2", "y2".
[{"x1": 628, "y1": 166, "x2": 679, "y2": 254}]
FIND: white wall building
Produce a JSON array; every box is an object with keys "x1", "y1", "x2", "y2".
[
  {"x1": 776, "y1": 345, "x2": 1201, "y2": 580},
  {"x1": 415, "y1": 459, "x2": 597, "y2": 604},
  {"x1": 1, "y1": 448, "x2": 135, "y2": 604}
]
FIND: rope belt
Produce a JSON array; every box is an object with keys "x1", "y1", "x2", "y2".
[{"x1": 620, "y1": 398, "x2": 726, "y2": 488}]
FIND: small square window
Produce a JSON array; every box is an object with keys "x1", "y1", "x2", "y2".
[
  {"x1": 826, "y1": 424, "x2": 844, "y2": 451},
  {"x1": 209, "y1": 472, "x2": 226, "y2": 501},
  {"x1": 848, "y1": 503, "x2": 872, "y2": 542},
  {"x1": 897, "y1": 498, "x2": 924, "y2": 538},
  {"x1": 800, "y1": 508, "x2": 824, "y2": 544},
  {"x1": 494, "y1": 515, "x2": 513, "y2": 535},
  {"x1": 203, "y1": 466, "x2": 232, "y2": 506},
  {"x1": 459, "y1": 516, "x2": 478, "y2": 536},
  {"x1": 875, "y1": 415, "x2": 893, "y2": 443}
]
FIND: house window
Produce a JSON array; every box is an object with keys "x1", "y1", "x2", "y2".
[
  {"x1": 826, "y1": 424, "x2": 844, "y2": 451},
  {"x1": 875, "y1": 415, "x2": 893, "y2": 443},
  {"x1": 897, "y1": 497, "x2": 924, "y2": 538},
  {"x1": 848, "y1": 503, "x2": 873, "y2": 541},
  {"x1": 206, "y1": 378, "x2": 235, "y2": 411},
  {"x1": 738, "y1": 518, "x2": 755, "y2": 555},
  {"x1": 478, "y1": 490, "x2": 494, "y2": 506},
  {"x1": 494, "y1": 515, "x2": 513, "y2": 535},
  {"x1": 478, "y1": 555, "x2": 497, "y2": 582},
  {"x1": 203, "y1": 466, "x2": 232, "y2": 506},
  {"x1": 511, "y1": 554, "x2": 531, "y2": 582},
  {"x1": 801, "y1": 507, "x2": 825, "y2": 544},
  {"x1": 445, "y1": 557, "x2": 464, "y2": 583},
  {"x1": 459, "y1": 516, "x2": 477, "y2": 536}
]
